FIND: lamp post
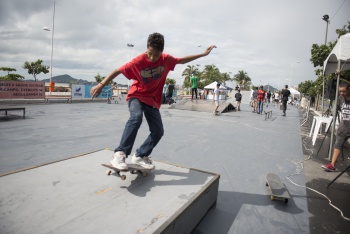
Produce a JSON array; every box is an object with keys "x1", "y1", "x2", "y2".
[
  {"x1": 43, "y1": 0, "x2": 55, "y2": 94},
  {"x1": 321, "y1": 14, "x2": 329, "y2": 114},
  {"x1": 288, "y1": 61, "x2": 300, "y2": 88},
  {"x1": 127, "y1": 43, "x2": 134, "y2": 89}
]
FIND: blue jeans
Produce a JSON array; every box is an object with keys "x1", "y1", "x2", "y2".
[
  {"x1": 258, "y1": 101, "x2": 264, "y2": 113},
  {"x1": 115, "y1": 98, "x2": 164, "y2": 157}
]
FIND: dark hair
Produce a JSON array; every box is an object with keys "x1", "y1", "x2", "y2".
[
  {"x1": 217, "y1": 83, "x2": 220, "y2": 87},
  {"x1": 339, "y1": 82, "x2": 350, "y2": 89},
  {"x1": 147, "y1": 33, "x2": 164, "y2": 52},
  {"x1": 285, "y1": 85, "x2": 288, "y2": 88}
]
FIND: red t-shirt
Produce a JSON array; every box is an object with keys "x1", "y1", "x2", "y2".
[
  {"x1": 118, "y1": 53, "x2": 181, "y2": 109},
  {"x1": 257, "y1": 89, "x2": 265, "y2": 102}
]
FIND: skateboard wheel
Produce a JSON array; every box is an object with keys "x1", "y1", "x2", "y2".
[
  {"x1": 142, "y1": 172, "x2": 147, "y2": 177},
  {"x1": 106, "y1": 170, "x2": 112, "y2": 176},
  {"x1": 270, "y1": 195, "x2": 274, "y2": 201},
  {"x1": 121, "y1": 175, "x2": 126, "y2": 180},
  {"x1": 265, "y1": 182, "x2": 268, "y2": 186},
  {"x1": 284, "y1": 198, "x2": 288, "y2": 204}
]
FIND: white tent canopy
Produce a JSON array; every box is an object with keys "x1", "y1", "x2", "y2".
[
  {"x1": 323, "y1": 33, "x2": 350, "y2": 160},
  {"x1": 204, "y1": 81, "x2": 227, "y2": 90},
  {"x1": 289, "y1": 87, "x2": 300, "y2": 98},
  {"x1": 323, "y1": 33, "x2": 350, "y2": 75},
  {"x1": 289, "y1": 87, "x2": 300, "y2": 95}
]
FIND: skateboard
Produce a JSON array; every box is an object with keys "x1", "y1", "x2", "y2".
[
  {"x1": 101, "y1": 163, "x2": 151, "y2": 180},
  {"x1": 213, "y1": 111, "x2": 221, "y2": 116},
  {"x1": 265, "y1": 173, "x2": 290, "y2": 203}
]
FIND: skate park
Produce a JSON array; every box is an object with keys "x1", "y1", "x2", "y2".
[{"x1": 0, "y1": 93, "x2": 349, "y2": 233}]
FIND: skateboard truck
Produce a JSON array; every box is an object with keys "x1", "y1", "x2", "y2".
[{"x1": 101, "y1": 163, "x2": 150, "y2": 180}]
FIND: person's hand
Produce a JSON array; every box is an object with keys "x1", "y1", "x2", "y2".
[
  {"x1": 90, "y1": 84, "x2": 104, "y2": 99},
  {"x1": 203, "y1": 45, "x2": 217, "y2": 56}
]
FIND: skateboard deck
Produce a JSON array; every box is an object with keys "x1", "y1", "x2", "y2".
[
  {"x1": 265, "y1": 173, "x2": 290, "y2": 203},
  {"x1": 101, "y1": 163, "x2": 151, "y2": 180}
]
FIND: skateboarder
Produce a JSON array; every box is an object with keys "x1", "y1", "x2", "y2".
[
  {"x1": 213, "y1": 83, "x2": 220, "y2": 114},
  {"x1": 90, "y1": 32, "x2": 216, "y2": 170}
]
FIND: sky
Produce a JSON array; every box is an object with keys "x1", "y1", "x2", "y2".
[{"x1": 0, "y1": 0, "x2": 349, "y2": 89}]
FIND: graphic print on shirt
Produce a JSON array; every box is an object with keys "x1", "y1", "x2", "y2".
[
  {"x1": 140, "y1": 66, "x2": 165, "y2": 84},
  {"x1": 341, "y1": 102, "x2": 350, "y2": 121}
]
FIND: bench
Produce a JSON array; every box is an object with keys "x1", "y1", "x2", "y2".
[
  {"x1": 0, "y1": 107, "x2": 26, "y2": 119},
  {"x1": 45, "y1": 97, "x2": 72, "y2": 104}
]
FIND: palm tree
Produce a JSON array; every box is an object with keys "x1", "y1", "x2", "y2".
[
  {"x1": 221, "y1": 72, "x2": 231, "y2": 86},
  {"x1": 201, "y1": 65, "x2": 220, "y2": 87},
  {"x1": 233, "y1": 70, "x2": 251, "y2": 90}
]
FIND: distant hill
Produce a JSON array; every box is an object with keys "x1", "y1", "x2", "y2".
[
  {"x1": 41, "y1": 74, "x2": 93, "y2": 84},
  {"x1": 263, "y1": 85, "x2": 278, "y2": 92}
]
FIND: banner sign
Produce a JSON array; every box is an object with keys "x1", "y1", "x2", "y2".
[
  {"x1": 84, "y1": 85, "x2": 113, "y2": 99},
  {"x1": 71, "y1": 84, "x2": 85, "y2": 99},
  {"x1": 0, "y1": 81, "x2": 45, "y2": 99}
]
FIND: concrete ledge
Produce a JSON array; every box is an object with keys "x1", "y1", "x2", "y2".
[{"x1": 0, "y1": 149, "x2": 219, "y2": 234}]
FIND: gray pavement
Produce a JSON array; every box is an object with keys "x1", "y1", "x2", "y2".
[{"x1": 0, "y1": 98, "x2": 349, "y2": 233}]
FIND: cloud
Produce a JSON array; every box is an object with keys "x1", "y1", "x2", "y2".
[{"x1": 0, "y1": 0, "x2": 349, "y2": 88}]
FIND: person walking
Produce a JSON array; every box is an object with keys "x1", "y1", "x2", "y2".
[
  {"x1": 235, "y1": 89, "x2": 242, "y2": 111},
  {"x1": 281, "y1": 85, "x2": 291, "y2": 116},
  {"x1": 90, "y1": 32, "x2": 216, "y2": 170},
  {"x1": 267, "y1": 91, "x2": 271, "y2": 104}
]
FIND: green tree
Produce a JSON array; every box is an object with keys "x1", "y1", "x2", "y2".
[
  {"x1": 22, "y1": 59, "x2": 49, "y2": 81},
  {"x1": 165, "y1": 78, "x2": 176, "y2": 85},
  {"x1": 298, "y1": 80, "x2": 316, "y2": 96},
  {"x1": 233, "y1": 70, "x2": 252, "y2": 90},
  {"x1": 0, "y1": 67, "x2": 16, "y2": 75},
  {"x1": 201, "y1": 64, "x2": 220, "y2": 87},
  {"x1": 221, "y1": 72, "x2": 231, "y2": 86},
  {"x1": 0, "y1": 67, "x2": 24, "y2": 81},
  {"x1": 95, "y1": 73, "x2": 104, "y2": 83},
  {"x1": 335, "y1": 21, "x2": 350, "y2": 37}
]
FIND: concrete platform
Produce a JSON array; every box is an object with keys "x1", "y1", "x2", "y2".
[
  {"x1": 0, "y1": 149, "x2": 219, "y2": 234},
  {"x1": 169, "y1": 98, "x2": 235, "y2": 113}
]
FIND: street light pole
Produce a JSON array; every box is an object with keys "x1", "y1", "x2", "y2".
[
  {"x1": 127, "y1": 43, "x2": 134, "y2": 89},
  {"x1": 43, "y1": 0, "x2": 55, "y2": 94},
  {"x1": 321, "y1": 14, "x2": 329, "y2": 114},
  {"x1": 288, "y1": 61, "x2": 300, "y2": 88}
]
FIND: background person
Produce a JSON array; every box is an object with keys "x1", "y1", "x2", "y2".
[{"x1": 322, "y1": 82, "x2": 350, "y2": 172}]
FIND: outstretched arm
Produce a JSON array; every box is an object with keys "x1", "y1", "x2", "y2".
[
  {"x1": 90, "y1": 69, "x2": 121, "y2": 99},
  {"x1": 179, "y1": 45, "x2": 217, "y2": 64}
]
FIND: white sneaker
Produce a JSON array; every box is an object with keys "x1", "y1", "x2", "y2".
[
  {"x1": 131, "y1": 154, "x2": 155, "y2": 170},
  {"x1": 110, "y1": 151, "x2": 128, "y2": 170}
]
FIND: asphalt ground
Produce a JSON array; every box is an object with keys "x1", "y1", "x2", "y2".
[{"x1": 0, "y1": 98, "x2": 349, "y2": 233}]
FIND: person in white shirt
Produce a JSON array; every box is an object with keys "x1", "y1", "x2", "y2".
[{"x1": 213, "y1": 83, "x2": 220, "y2": 114}]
